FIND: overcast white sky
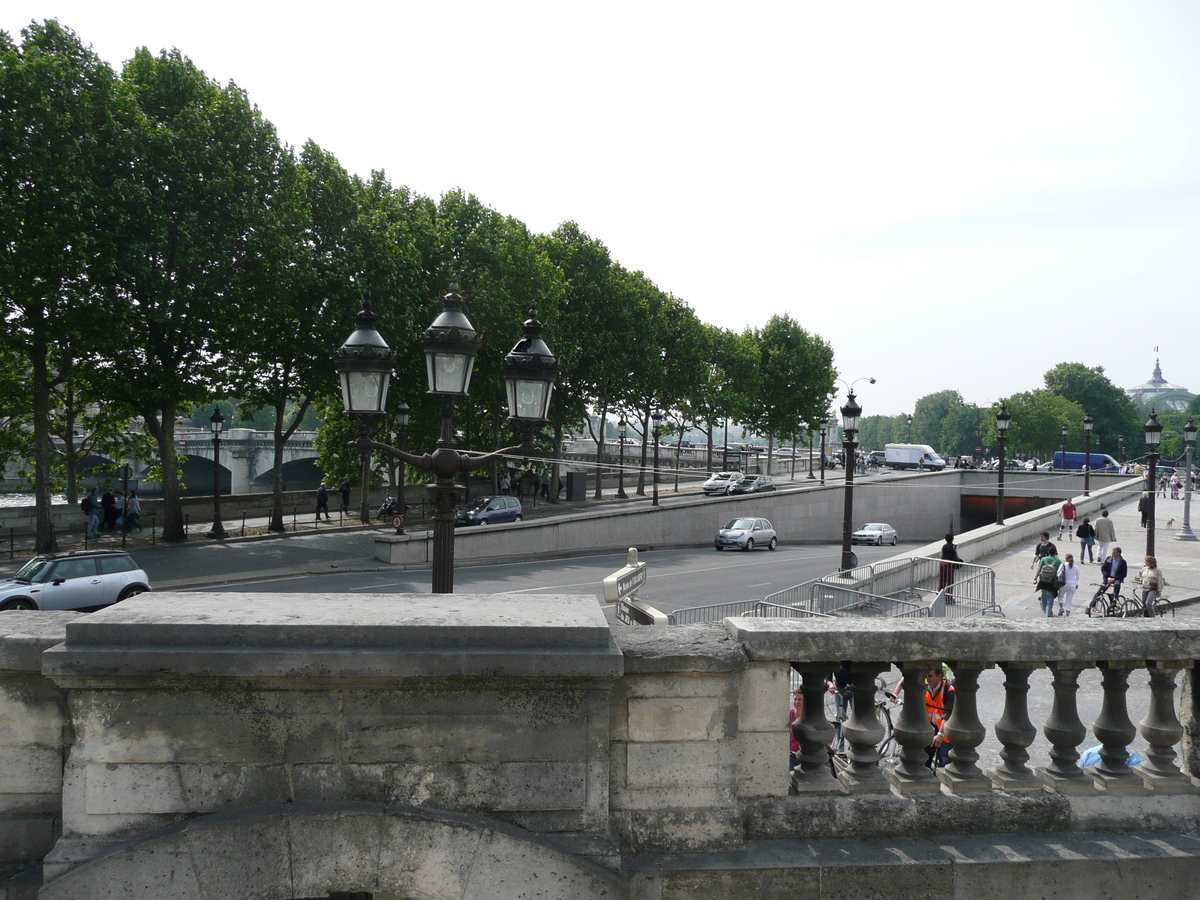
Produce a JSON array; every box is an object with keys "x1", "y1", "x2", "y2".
[{"x1": 6, "y1": 1, "x2": 1198, "y2": 415}]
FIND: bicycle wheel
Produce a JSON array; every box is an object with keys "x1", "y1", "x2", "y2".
[
  {"x1": 878, "y1": 735, "x2": 900, "y2": 769},
  {"x1": 1086, "y1": 592, "x2": 1107, "y2": 617},
  {"x1": 1152, "y1": 598, "x2": 1175, "y2": 618},
  {"x1": 1115, "y1": 596, "x2": 1141, "y2": 618}
]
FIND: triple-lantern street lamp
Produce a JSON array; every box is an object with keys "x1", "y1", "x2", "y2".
[
  {"x1": 995, "y1": 404, "x2": 1011, "y2": 525},
  {"x1": 206, "y1": 407, "x2": 227, "y2": 539},
  {"x1": 335, "y1": 284, "x2": 559, "y2": 593},
  {"x1": 1144, "y1": 410, "x2": 1162, "y2": 558}
]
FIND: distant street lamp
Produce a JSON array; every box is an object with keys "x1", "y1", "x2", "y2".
[
  {"x1": 652, "y1": 410, "x2": 664, "y2": 507},
  {"x1": 807, "y1": 424, "x2": 816, "y2": 480},
  {"x1": 1176, "y1": 419, "x2": 1197, "y2": 542},
  {"x1": 906, "y1": 413, "x2": 913, "y2": 443},
  {"x1": 839, "y1": 391, "x2": 864, "y2": 573},
  {"x1": 337, "y1": 285, "x2": 558, "y2": 593},
  {"x1": 394, "y1": 400, "x2": 410, "y2": 533},
  {"x1": 1144, "y1": 410, "x2": 1162, "y2": 558},
  {"x1": 1118, "y1": 436, "x2": 1125, "y2": 464},
  {"x1": 1083, "y1": 413, "x2": 1094, "y2": 496},
  {"x1": 995, "y1": 405, "x2": 1011, "y2": 525},
  {"x1": 819, "y1": 418, "x2": 828, "y2": 486},
  {"x1": 206, "y1": 408, "x2": 227, "y2": 539},
  {"x1": 1060, "y1": 424, "x2": 1068, "y2": 472},
  {"x1": 617, "y1": 418, "x2": 628, "y2": 498}
]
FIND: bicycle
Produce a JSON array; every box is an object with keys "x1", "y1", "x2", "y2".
[
  {"x1": 1127, "y1": 579, "x2": 1176, "y2": 619},
  {"x1": 1085, "y1": 582, "x2": 1134, "y2": 618}
]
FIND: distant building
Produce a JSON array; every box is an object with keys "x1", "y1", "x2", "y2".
[{"x1": 1126, "y1": 358, "x2": 1194, "y2": 412}]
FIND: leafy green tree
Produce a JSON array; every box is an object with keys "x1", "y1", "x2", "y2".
[
  {"x1": 702, "y1": 327, "x2": 760, "y2": 472},
  {"x1": 911, "y1": 390, "x2": 964, "y2": 450},
  {"x1": 748, "y1": 314, "x2": 835, "y2": 465},
  {"x1": 983, "y1": 391, "x2": 1086, "y2": 459},
  {"x1": 940, "y1": 404, "x2": 987, "y2": 459},
  {"x1": 100, "y1": 47, "x2": 290, "y2": 542},
  {"x1": 0, "y1": 20, "x2": 127, "y2": 551},
  {"x1": 1043, "y1": 363, "x2": 1141, "y2": 461}
]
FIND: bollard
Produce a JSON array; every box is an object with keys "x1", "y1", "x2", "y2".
[
  {"x1": 241, "y1": 511, "x2": 247, "y2": 537},
  {"x1": 151, "y1": 515, "x2": 156, "y2": 545},
  {"x1": 292, "y1": 506, "x2": 297, "y2": 531}
]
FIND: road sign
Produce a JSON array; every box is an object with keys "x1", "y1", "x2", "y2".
[
  {"x1": 615, "y1": 599, "x2": 668, "y2": 626},
  {"x1": 603, "y1": 548, "x2": 648, "y2": 603},
  {"x1": 391, "y1": 515, "x2": 405, "y2": 533}
]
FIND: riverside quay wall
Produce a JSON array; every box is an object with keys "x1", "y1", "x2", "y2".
[{"x1": 3, "y1": 593, "x2": 1200, "y2": 899}]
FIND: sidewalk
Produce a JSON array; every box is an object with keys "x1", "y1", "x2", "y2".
[{"x1": 976, "y1": 493, "x2": 1200, "y2": 618}]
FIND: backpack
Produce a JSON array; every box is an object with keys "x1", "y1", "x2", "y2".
[
  {"x1": 1037, "y1": 561, "x2": 1058, "y2": 588},
  {"x1": 80, "y1": 496, "x2": 93, "y2": 514}
]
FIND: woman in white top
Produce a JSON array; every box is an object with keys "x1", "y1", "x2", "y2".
[
  {"x1": 1057, "y1": 553, "x2": 1080, "y2": 616},
  {"x1": 1138, "y1": 555, "x2": 1166, "y2": 616}
]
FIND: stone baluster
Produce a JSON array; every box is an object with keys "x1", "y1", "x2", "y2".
[
  {"x1": 1089, "y1": 660, "x2": 1148, "y2": 795},
  {"x1": 1039, "y1": 660, "x2": 1093, "y2": 793},
  {"x1": 886, "y1": 660, "x2": 941, "y2": 796},
  {"x1": 837, "y1": 662, "x2": 891, "y2": 793},
  {"x1": 986, "y1": 662, "x2": 1042, "y2": 791},
  {"x1": 791, "y1": 664, "x2": 840, "y2": 793},
  {"x1": 1138, "y1": 660, "x2": 1200, "y2": 793},
  {"x1": 937, "y1": 661, "x2": 993, "y2": 794}
]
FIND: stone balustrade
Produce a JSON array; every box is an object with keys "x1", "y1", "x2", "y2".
[{"x1": 2, "y1": 599, "x2": 1199, "y2": 900}]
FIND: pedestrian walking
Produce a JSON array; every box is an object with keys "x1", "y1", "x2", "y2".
[
  {"x1": 1094, "y1": 509, "x2": 1116, "y2": 561},
  {"x1": 1138, "y1": 492, "x2": 1150, "y2": 528},
  {"x1": 82, "y1": 487, "x2": 101, "y2": 538},
  {"x1": 1075, "y1": 516, "x2": 1095, "y2": 563},
  {"x1": 1057, "y1": 553, "x2": 1079, "y2": 616},
  {"x1": 316, "y1": 483, "x2": 331, "y2": 520},
  {"x1": 938, "y1": 533, "x2": 961, "y2": 604},
  {"x1": 338, "y1": 478, "x2": 351, "y2": 515}
]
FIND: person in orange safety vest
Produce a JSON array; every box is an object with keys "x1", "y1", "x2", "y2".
[{"x1": 924, "y1": 667, "x2": 955, "y2": 768}]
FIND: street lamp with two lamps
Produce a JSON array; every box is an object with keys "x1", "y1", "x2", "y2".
[
  {"x1": 335, "y1": 284, "x2": 559, "y2": 593},
  {"x1": 1176, "y1": 419, "x2": 1197, "y2": 542}
]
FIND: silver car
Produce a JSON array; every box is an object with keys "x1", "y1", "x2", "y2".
[
  {"x1": 702, "y1": 472, "x2": 740, "y2": 494},
  {"x1": 0, "y1": 550, "x2": 152, "y2": 611},
  {"x1": 715, "y1": 517, "x2": 778, "y2": 551},
  {"x1": 851, "y1": 523, "x2": 898, "y2": 546}
]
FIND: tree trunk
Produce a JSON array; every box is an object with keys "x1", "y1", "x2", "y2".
[
  {"x1": 551, "y1": 420, "x2": 562, "y2": 504},
  {"x1": 143, "y1": 407, "x2": 184, "y2": 542},
  {"x1": 31, "y1": 344, "x2": 58, "y2": 555},
  {"x1": 592, "y1": 402, "x2": 608, "y2": 500},
  {"x1": 636, "y1": 408, "x2": 649, "y2": 496},
  {"x1": 269, "y1": 398, "x2": 287, "y2": 532}
]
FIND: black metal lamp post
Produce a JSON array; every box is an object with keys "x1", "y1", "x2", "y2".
[
  {"x1": 995, "y1": 404, "x2": 1011, "y2": 525},
  {"x1": 839, "y1": 392, "x2": 862, "y2": 573},
  {"x1": 1060, "y1": 424, "x2": 1068, "y2": 472},
  {"x1": 1118, "y1": 436, "x2": 1125, "y2": 464},
  {"x1": 807, "y1": 424, "x2": 816, "y2": 479},
  {"x1": 206, "y1": 408, "x2": 227, "y2": 539},
  {"x1": 819, "y1": 418, "x2": 828, "y2": 486},
  {"x1": 1145, "y1": 410, "x2": 1162, "y2": 557},
  {"x1": 651, "y1": 410, "x2": 663, "y2": 507},
  {"x1": 906, "y1": 413, "x2": 913, "y2": 443},
  {"x1": 1083, "y1": 413, "x2": 1094, "y2": 496},
  {"x1": 338, "y1": 285, "x2": 558, "y2": 593},
  {"x1": 1177, "y1": 419, "x2": 1196, "y2": 542},
  {"x1": 617, "y1": 418, "x2": 628, "y2": 499}
]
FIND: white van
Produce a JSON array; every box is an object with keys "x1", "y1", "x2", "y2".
[{"x1": 884, "y1": 443, "x2": 947, "y2": 471}]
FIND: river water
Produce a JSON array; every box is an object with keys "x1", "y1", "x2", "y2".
[{"x1": 0, "y1": 493, "x2": 67, "y2": 509}]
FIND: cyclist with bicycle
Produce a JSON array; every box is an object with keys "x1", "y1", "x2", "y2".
[
  {"x1": 1135, "y1": 555, "x2": 1167, "y2": 617},
  {"x1": 924, "y1": 668, "x2": 954, "y2": 769},
  {"x1": 1100, "y1": 547, "x2": 1127, "y2": 597}
]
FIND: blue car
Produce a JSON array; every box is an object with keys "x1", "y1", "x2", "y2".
[{"x1": 455, "y1": 496, "x2": 523, "y2": 526}]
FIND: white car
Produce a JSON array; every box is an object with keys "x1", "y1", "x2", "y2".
[
  {"x1": 851, "y1": 523, "x2": 898, "y2": 546},
  {"x1": 702, "y1": 472, "x2": 740, "y2": 494},
  {"x1": 0, "y1": 550, "x2": 152, "y2": 611},
  {"x1": 715, "y1": 517, "x2": 778, "y2": 551}
]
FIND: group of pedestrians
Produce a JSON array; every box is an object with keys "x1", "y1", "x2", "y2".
[
  {"x1": 499, "y1": 467, "x2": 558, "y2": 500},
  {"x1": 81, "y1": 485, "x2": 142, "y2": 537}
]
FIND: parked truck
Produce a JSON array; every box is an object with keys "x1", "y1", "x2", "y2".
[
  {"x1": 1052, "y1": 451, "x2": 1120, "y2": 471},
  {"x1": 884, "y1": 443, "x2": 947, "y2": 471}
]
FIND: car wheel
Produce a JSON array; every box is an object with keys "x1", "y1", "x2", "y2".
[
  {"x1": 744, "y1": 539, "x2": 754, "y2": 551},
  {"x1": 0, "y1": 598, "x2": 36, "y2": 611},
  {"x1": 715, "y1": 545, "x2": 723, "y2": 551},
  {"x1": 514, "y1": 515, "x2": 522, "y2": 522},
  {"x1": 117, "y1": 586, "x2": 147, "y2": 602},
  {"x1": 876, "y1": 536, "x2": 883, "y2": 545},
  {"x1": 891, "y1": 535, "x2": 897, "y2": 546},
  {"x1": 768, "y1": 537, "x2": 777, "y2": 551},
  {"x1": 479, "y1": 518, "x2": 489, "y2": 525}
]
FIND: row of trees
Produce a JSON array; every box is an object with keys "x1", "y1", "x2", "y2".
[
  {"x1": 858, "y1": 363, "x2": 1199, "y2": 463},
  {"x1": 2, "y1": 21, "x2": 837, "y2": 551}
]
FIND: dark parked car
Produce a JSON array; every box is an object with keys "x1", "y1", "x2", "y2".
[
  {"x1": 455, "y1": 495, "x2": 523, "y2": 526},
  {"x1": 726, "y1": 475, "x2": 776, "y2": 495},
  {"x1": 0, "y1": 550, "x2": 152, "y2": 612}
]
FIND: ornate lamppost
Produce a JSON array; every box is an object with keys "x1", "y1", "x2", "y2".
[
  {"x1": 1060, "y1": 424, "x2": 1068, "y2": 472},
  {"x1": 1176, "y1": 419, "x2": 1197, "y2": 542},
  {"x1": 807, "y1": 424, "x2": 816, "y2": 480},
  {"x1": 393, "y1": 400, "x2": 410, "y2": 533},
  {"x1": 1144, "y1": 410, "x2": 1162, "y2": 558},
  {"x1": 206, "y1": 408, "x2": 227, "y2": 539},
  {"x1": 839, "y1": 391, "x2": 863, "y2": 573},
  {"x1": 336, "y1": 284, "x2": 558, "y2": 593},
  {"x1": 617, "y1": 418, "x2": 628, "y2": 499},
  {"x1": 1118, "y1": 436, "x2": 1125, "y2": 464},
  {"x1": 1082, "y1": 413, "x2": 1094, "y2": 496},
  {"x1": 819, "y1": 418, "x2": 828, "y2": 486},
  {"x1": 906, "y1": 413, "x2": 913, "y2": 443},
  {"x1": 995, "y1": 404, "x2": 1011, "y2": 525},
  {"x1": 651, "y1": 410, "x2": 663, "y2": 507}
]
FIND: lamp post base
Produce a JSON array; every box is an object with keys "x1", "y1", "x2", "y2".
[
  {"x1": 1174, "y1": 526, "x2": 1198, "y2": 541},
  {"x1": 206, "y1": 524, "x2": 227, "y2": 540}
]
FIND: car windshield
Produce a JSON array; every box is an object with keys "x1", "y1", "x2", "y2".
[
  {"x1": 13, "y1": 558, "x2": 54, "y2": 583},
  {"x1": 464, "y1": 497, "x2": 493, "y2": 511},
  {"x1": 725, "y1": 518, "x2": 756, "y2": 530},
  {"x1": 861, "y1": 524, "x2": 884, "y2": 531}
]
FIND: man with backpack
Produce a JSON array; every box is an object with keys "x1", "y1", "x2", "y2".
[
  {"x1": 1034, "y1": 546, "x2": 1063, "y2": 618},
  {"x1": 81, "y1": 487, "x2": 101, "y2": 538}
]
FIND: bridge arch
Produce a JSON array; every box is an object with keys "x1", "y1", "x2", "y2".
[{"x1": 39, "y1": 802, "x2": 627, "y2": 900}]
